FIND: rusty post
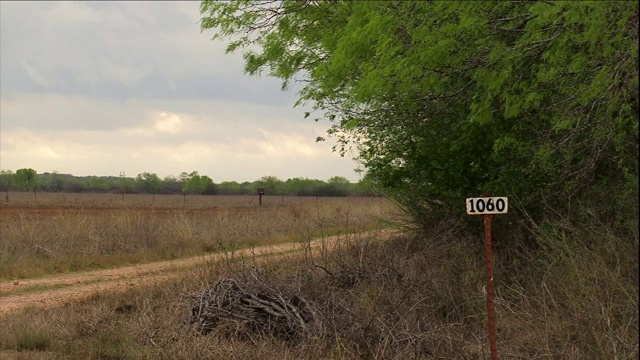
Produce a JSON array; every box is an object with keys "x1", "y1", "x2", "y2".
[
  {"x1": 467, "y1": 193, "x2": 504, "y2": 360},
  {"x1": 483, "y1": 213, "x2": 498, "y2": 360}
]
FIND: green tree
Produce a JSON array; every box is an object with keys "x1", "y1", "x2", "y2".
[
  {"x1": 37, "y1": 172, "x2": 60, "y2": 192},
  {"x1": 324, "y1": 176, "x2": 351, "y2": 196},
  {"x1": 120, "y1": 177, "x2": 135, "y2": 194},
  {"x1": 49, "y1": 171, "x2": 63, "y2": 192},
  {"x1": 218, "y1": 181, "x2": 242, "y2": 195},
  {"x1": 328, "y1": 176, "x2": 350, "y2": 186},
  {"x1": 14, "y1": 168, "x2": 37, "y2": 192},
  {"x1": 201, "y1": 176, "x2": 218, "y2": 195},
  {"x1": 201, "y1": 1, "x2": 639, "y2": 233},
  {"x1": 84, "y1": 176, "x2": 111, "y2": 193},
  {"x1": 255, "y1": 175, "x2": 283, "y2": 195},
  {"x1": 182, "y1": 171, "x2": 201, "y2": 194},
  {"x1": 0, "y1": 170, "x2": 14, "y2": 191},
  {"x1": 162, "y1": 175, "x2": 183, "y2": 194},
  {"x1": 182, "y1": 171, "x2": 217, "y2": 195},
  {"x1": 352, "y1": 178, "x2": 376, "y2": 197},
  {"x1": 283, "y1": 177, "x2": 320, "y2": 196},
  {"x1": 136, "y1": 172, "x2": 162, "y2": 202},
  {"x1": 0, "y1": 170, "x2": 14, "y2": 202},
  {"x1": 239, "y1": 181, "x2": 253, "y2": 195}
]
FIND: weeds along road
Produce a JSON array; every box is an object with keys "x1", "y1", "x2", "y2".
[{"x1": 0, "y1": 229, "x2": 398, "y2": 315}]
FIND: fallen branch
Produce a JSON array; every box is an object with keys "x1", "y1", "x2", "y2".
[{"x1": 188, "y1": 277, "x2": 319, "y2": 342}]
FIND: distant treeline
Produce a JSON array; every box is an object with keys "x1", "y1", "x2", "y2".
[{"x1": 0, "y1": 169, "x2": 377, "y2": 197}]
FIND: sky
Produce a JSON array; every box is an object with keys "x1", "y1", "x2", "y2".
[{"x1": 0, "y1": 1, "x2": 362, "y2": 183}]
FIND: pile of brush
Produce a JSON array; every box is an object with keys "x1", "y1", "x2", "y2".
[{"x1": 188, "y1": 277, "x2": 319, "y2": 342}]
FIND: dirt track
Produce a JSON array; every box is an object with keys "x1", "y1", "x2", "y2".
[{"x1": 0, "y1": 230, "x2": 396, "y2": 315}]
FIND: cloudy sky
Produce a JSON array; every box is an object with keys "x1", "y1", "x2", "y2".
[{"x1": 0, "y1": 1, "x2": 361, "y2": 182}]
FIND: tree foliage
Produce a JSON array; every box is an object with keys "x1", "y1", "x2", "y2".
[
  {"x1": 181, "y1": 171, "x2": 218, "y2": 195},
  {"x1": 136, "y1": 172, "x2": 162, "y2": 195},
  {"x1": 0, "y1": 170, "x2": 14, "y2": 192},
  {"x1": 14, "y1": 168, "x2": 37, "y2": 192},
  {"x1": 201, "y1": 1, "x2": 639, "y2": 229},
  {"x1": 0, "y1": 169, "x2": 369, "y2": 197},
  {"x1": 37, "y1": 171, "x2": 65, "y2": 192},
  {"x1": 255, "y1": 175, "x2": 283, "y2": 195}
]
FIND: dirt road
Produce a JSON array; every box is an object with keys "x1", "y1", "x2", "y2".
[{"x1": 0, "y1": 229, "x2": 396, "y2": 315}]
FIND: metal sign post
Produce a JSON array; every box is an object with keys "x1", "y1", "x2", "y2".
[
  {"x1": 483, "y1": 212, "x2": 498, "y2": 360},
  {"x1": 258, "y1": 188, "x2": 265, "y2": 207},
  {"x1": 466, "y1": 194, "x2": 508, "y2": 360}
]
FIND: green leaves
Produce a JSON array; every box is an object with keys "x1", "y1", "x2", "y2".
[
  {"x1": 201, "y1": 0, "x2": 639, "y2": 225},
  {"x1": 135, "y1": 172, "x2": 162, "y2": 194},
  {"x1": 15, "y1": 168, "x2": 37, "y2": 192},
  {"x1": 181, "y1": 171, "x2": 215, "y2": 195}
]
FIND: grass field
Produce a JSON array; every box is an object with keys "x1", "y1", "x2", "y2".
[
  {"x1": 0, "y1": 193, "x2": 636, "y2": 359},
  {"x1": 0, "y1": 192, "x2": 398, "y2": 279}
]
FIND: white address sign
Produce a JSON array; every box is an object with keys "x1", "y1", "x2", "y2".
[{"x1": 466, "y1": 197, "x2": 508, "y2": 215}]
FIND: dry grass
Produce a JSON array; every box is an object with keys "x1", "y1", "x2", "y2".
[
  {"x1": 1, "y1": 213, "x2": 636, "y2": 359},
  {"x1": 0, "y1": 195, "x2": 636, "y2": 359},
  {"x1": 0, "y1": 194, "x2": 397, "y2": 279},
  {"x1": 490, "y1": 212, "x2": 639, "y2": 359}
]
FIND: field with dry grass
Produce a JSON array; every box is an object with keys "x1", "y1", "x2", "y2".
[
  {"x1": 0, "y1": 193, "x2": 637, "y2": 359},
  {"x1": 0, "y1": 193, "x2": 396, "y2": 279}
]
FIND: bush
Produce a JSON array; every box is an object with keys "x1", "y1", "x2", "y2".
[{"x1": 15, "y1": 329, "x2": 51, "y2": 351}]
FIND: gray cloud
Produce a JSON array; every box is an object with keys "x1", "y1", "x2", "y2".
[
  {"x1": 1, "y1": 1, "x2": 293, "y2": 102},
  {"x1": 0, "y1": 1, "x2": 359, "y2": 182}
]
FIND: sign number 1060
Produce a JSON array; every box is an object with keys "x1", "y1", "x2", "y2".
[{"x1": 466, "y1": 197, "x2": 508, "y2": 215}]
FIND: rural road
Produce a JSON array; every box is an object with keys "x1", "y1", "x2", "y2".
[{"x1": 0, "y1": 229, "x2": 397, "y2": 315}]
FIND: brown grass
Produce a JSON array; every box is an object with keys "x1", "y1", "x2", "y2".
[
  {"x1": 0, "y1": 194, "x2": 398, "y2": 279},
  {"x1": 1, "y1": 217, "x2": 636, "y2": 359},
  {"x1": 0, "y1": 195, "x2": 636, "y2": 359}
]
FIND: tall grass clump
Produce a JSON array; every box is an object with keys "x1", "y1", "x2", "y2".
[
  {"x1": 498, "y1": 208, "x2": 639, "y2": 358},
  {"x1": 14, "y1": 329, "x2": 51, "y2": 352}
]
